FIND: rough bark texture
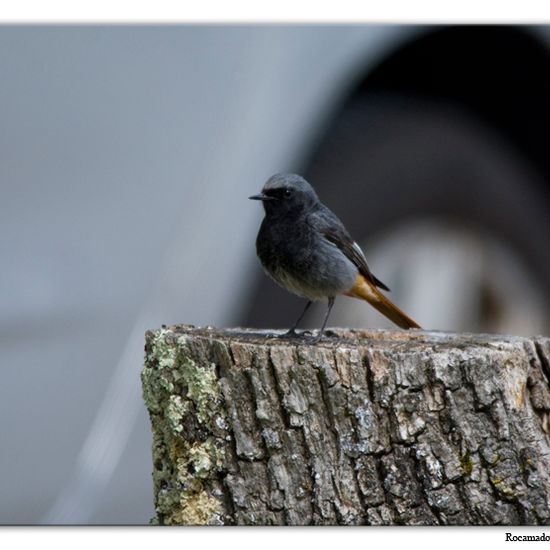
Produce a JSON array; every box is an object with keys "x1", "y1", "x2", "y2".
[{"x1": 141, "y1": 325, "x2": 550, "y2": 525}]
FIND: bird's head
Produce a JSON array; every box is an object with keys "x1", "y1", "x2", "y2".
[{"x1": 249, "y1": 173, "x2": 319, "y2": 218}]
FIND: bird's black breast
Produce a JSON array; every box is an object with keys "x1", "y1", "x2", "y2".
[{"x1": 256, "y1": 215, "x2": 314, "y2": 276}]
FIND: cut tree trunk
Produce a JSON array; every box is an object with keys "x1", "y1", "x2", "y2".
[{"x1": 141, "y1": 325, "x2": 550, "y2": 525}]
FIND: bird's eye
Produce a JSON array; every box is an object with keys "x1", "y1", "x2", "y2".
[{"x1": 283, "y1": 188, "x2": 292, "y2": 198}]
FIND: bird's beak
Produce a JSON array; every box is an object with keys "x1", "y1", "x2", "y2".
[{"x1": 249, "y1": 193, "x2": 275, "y2": 201}]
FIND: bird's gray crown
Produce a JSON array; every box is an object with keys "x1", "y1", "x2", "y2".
[{"x1": 263, "y1": 173, "x2": 318, "y2": 198}]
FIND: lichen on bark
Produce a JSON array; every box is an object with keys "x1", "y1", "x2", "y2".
[{"x1": 142, "y1": 327, "x2": 229, "y2": 525}]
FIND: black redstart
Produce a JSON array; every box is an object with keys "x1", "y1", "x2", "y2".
[{"x1": 250, "y1": 173, "x2": 421, "y2": 340}]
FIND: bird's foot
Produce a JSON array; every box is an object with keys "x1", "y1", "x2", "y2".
[
  {"x1": 282, "y1": 328, "x2": 313, "y2": 338},
  {"x1": 304, "y1": 331, "x2": 324, "y2": 344},
  {"x1": 262, "y1": 329, "x2": 299, "y2": 339},
  {"x1": 268, "y1": 328, "x2": 314, "y2": 339},
  {"x1": 263, "y1": 329, "x2": 319, "y2": 341}
]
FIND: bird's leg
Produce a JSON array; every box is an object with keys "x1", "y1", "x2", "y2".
[
  {"x1": 282, "y1": 300, "x2": 313, "y2": 337},
  {"x1": 309, "y1": 296, "x2": 335, "y2": 343}
]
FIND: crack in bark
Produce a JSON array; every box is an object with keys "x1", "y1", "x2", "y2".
[{"x1": 534, "y1": 340, "x2": 550, "y2": 386}]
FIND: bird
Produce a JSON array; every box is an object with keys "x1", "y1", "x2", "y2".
[{"x1": 249, "y1": 173, "x2": 421, "y2": 340}]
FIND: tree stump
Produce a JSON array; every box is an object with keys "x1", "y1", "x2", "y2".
[{"x1": 141, "y1": 325, "x2": 550, "y2": 525}]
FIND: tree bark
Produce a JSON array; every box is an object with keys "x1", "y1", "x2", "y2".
[{"x1": 141, "y1": 325, "x2": 550, "y2": 525}]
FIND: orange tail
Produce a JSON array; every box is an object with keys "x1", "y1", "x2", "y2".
[{"x1": 345, "y1": 274, "x2": 421, "y2": 329}]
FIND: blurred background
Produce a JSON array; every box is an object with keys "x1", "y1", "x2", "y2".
[{"x1": 1, "y1": 24, "x2": 549, "y2": 524}]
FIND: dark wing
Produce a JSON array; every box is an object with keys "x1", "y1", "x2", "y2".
[{"x1": 307, "y1": 205, "x2": 390, "y2": 291}]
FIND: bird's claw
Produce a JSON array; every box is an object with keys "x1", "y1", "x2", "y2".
[
  {"x1": 272, "y1": 329, "x2": 315, "y2": 339},
  {"x1": 265, "y1": 329, "x2": 322, "y2": 342},
  {"x1": 264, "y1": 330, "x2": 299, "y2": 339}
]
